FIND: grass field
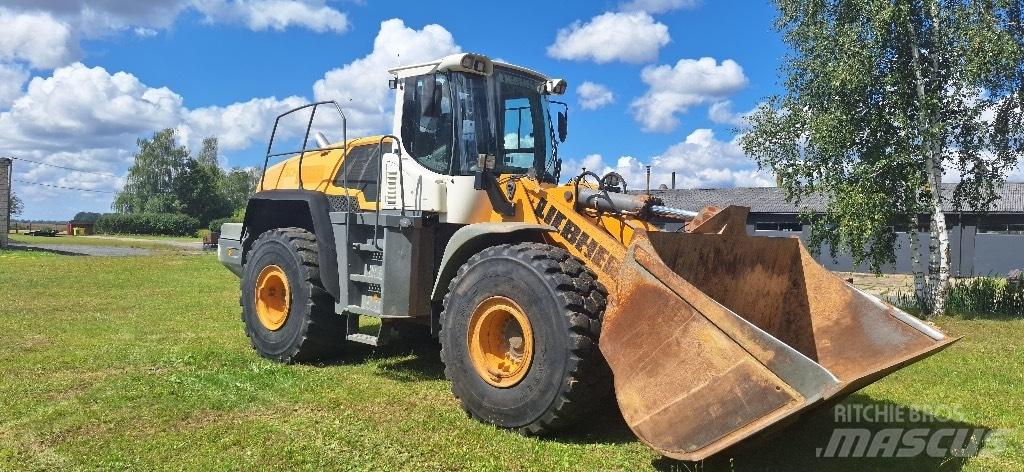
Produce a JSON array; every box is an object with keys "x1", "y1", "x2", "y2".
[{"x1": 0, "y1": 248, "x2": 1020, "y2": 471}]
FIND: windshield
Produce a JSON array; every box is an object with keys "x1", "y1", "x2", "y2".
[{"x1": 448, "y1": 67, "x2": 558, "y2": 183}]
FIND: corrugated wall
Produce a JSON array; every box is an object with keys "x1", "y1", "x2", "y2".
[{"x1": 750, "y1": 225, "x2": 1024, "y2": 276}]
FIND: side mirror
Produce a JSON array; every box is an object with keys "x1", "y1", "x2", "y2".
[
  {"x1": 557, "y1": 111, "x2": 568, "y2": 143},
  {"x1": 421, "y1": 75, "x2": 442, "y2": 118}
]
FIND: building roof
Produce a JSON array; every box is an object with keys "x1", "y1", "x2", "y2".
[{"x1": 646, "y1": 183, "x2": 1024, "y2": 214}]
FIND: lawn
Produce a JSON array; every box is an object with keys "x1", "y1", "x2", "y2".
[{"x1": 0, "y1": 249, "x2": 1020, "y2": 471}]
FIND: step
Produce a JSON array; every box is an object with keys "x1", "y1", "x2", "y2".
[
  {"x1": 353, "y1": 243, "x2": 382, "y2": 252},
  {"x1": 345, "y1": 304, "x2": 381, "y2": 317},
  {"x1": 349, "y1": 273, "x2": 383, "y2": 285},
  {"x1": 346, "y1": 333, "x2": 381, "y2": 346}
]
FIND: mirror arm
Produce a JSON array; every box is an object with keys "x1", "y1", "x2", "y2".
[{"x1": 476, "y1": 170, "x2": 516, "y2": 216}]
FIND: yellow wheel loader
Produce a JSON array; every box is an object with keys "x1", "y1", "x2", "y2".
[{"x1": 218, "y1": 53, "x2": 957, "y2": 460}]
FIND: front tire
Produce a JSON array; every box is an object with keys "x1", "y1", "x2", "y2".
[
  {"x1": 439, "y1": 243, "x2": 610, "y2": 434},
  {"x1": 241, "y1": 227, "x2": 344, "y2": 363}
]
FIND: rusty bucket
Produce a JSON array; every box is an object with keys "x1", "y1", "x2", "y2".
[{"x1": 599, "y1": 224, "x2": 958, "y2": 461}]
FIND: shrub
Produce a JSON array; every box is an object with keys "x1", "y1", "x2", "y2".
[
  {"x1": 208, "y1": 215, "x2": 242, "y2": 233},
  {"x1": 208, "y1": 207, "x2": 246, "y2": 232},
  {"x1": 95, "y1": 213, "x2": 200, "y2": 236},
  {"x1": 886, "y1": 273, "x2": 1024, "y2": 318}
]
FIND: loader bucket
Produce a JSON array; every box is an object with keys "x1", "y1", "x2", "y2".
[{"x1": 599, "y1": 219, "x2": 958, "y2": 461}]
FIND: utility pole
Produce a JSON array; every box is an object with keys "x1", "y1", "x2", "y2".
[{"x1": 0, "y1": 157, "x2": 11, "y2": 247}]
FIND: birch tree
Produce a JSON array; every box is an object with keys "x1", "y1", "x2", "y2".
[{"x1": 741, "y1": 0, "x2": 1024, "y2": 316}]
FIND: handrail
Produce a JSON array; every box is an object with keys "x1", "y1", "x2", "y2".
[{"x1": 261, "y1": 101, "x2": 348, "y2": 192}]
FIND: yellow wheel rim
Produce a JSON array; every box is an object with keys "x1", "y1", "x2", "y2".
[
  {"x1": 467, "y1": 296, "x2": 534, "y2": 388},
  {"x1": 255, "y1": 265, "x2": 290, "y2": 331}
]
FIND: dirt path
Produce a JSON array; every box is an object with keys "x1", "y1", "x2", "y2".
[
  {"x1": 8, "y1": 244, "x2": 152, "y2": 257},
  {"x1": 84, "y1": 236, "x2": 204, "y2": 250}
]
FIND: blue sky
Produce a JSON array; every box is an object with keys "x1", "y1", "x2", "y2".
[{"x1": 0, "y1": 0, "x2": 788, "y2": 220}]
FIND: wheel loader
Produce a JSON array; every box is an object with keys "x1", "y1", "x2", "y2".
[{"x1": 218, "y1": 53, "x2": 957, "y2": 460}]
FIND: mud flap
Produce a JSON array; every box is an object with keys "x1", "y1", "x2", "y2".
[{"x1": 599, "y1": 233, "x2": 958, "y2": 461}]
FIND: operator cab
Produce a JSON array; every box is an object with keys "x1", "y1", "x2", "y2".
[{"x1": 386, "y1": 53, "x2": 568, "y2": 223}]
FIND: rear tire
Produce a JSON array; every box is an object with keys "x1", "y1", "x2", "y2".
[
  {"x1": 241, "y1": 227, "x2": 344, "y2": 363},
  {"x1": 439, "y1": 243, "x2": 610, "y2": 434}
]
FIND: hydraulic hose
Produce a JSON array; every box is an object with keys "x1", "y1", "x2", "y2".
[{"x1": 649, "y1": 205, "x2": 699, "y2": 220}]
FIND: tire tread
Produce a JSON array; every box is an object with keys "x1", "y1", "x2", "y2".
[{"x1": 439, "y1": 242, "x2": 611, "y2": 435}]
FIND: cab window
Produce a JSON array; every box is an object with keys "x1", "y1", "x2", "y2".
[{"x1": 401, "y1": 74, "x2": 452, "y2": 174}]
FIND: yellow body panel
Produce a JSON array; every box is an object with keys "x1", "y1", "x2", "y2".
[
  {"x1": 490, "y1": 177, "x2": 659, "y2": 283},
  {"x1": 259, "y1": 135, "x2": 391, "y2": 211}
]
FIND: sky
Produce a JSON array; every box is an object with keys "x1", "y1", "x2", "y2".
[{"x1": 0, "y1": 0, "x2": 792, "y2": 220}]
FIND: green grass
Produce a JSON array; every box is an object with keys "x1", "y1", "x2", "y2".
[
  {"x1": 8, "y1": 234, "x2": 194, "y2": 252},
  {"x1": 0, "y1": 249, "x2": 1020, "y2": 471}
]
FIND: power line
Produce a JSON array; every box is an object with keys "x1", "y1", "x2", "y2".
[
  {"x1": 9, "y1": 156, "x2": 121, "y2": 178},
  {"x1": 12, "y1": 179, "x2": 118, "y2": 194}
]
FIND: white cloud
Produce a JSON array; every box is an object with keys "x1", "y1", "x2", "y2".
[
  {"x1": 631, "y1": 57, "x2": 748, "y2": 132},
  {"x1": 620, "y1": 0, "x2": 701, "y2": 14},
  {"x1": 708, "y1": 100, "x2": 765, "y2": 128},
  {"x1": 179, "y1": 96, "x2": 310, "y2": 151},
  {"x1": 560, "y1": 153, "x2": 608, "y2": 179},
  {"x1": 313, "y1": 19, "x2": 460, "y2": 137},
  {"x1": 192, "y1": 0, "x2": 349, "y2": 33},
  {"x1": 547, "y1": 12, "x2": 670, "y2": 64},
  {"x1": 2, "y1": 0, "x2": 186, "y2": 34},
  {"x1": 0, "y1": 63, "x2": 184, "y2": 152},
  {"x1": 0, "y1": 1, "x2": 348, "y2": 69},
  {"x1": 0, "y1": 8, "x2": 76, "y2": 69},
  {"x1": 565, "y1": 129, "x2": 773, "y2": 190},
  {"x1": 576, "y1": 82, "x2": 615, "y2": 110},
  {"x1": 0, "y1": 63, "x2": 30, "y2": 108},
  {"x1": 708, "y1": 101, "x2": 741, "y2": 126}
]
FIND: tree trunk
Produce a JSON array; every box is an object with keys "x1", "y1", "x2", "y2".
[
  {"x1": 925, "y1": 105, "x2": 951, "y2": 314},
  {"x1": 906, "y1": 2, "x2": 951, "y2": 315},
  {"x1": 909, "y1": 214, "x2": 930, "y2": 311},
  {"x1": 924, "y1": 0, "x2": 950, "y2": 315}
]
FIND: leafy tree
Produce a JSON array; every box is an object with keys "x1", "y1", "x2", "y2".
[
  {"x1": 71, "y1": 211, "x2": 101, "y2": 224},
  {"x1": 174, "y1": 158, "x2": 232, "y2": 227},
  {"x1": 198, "y1": 137, "x2": 219, "y2": 169},
  {"x1": 114, "y1": 129, "x2": 191, "y2": 214},
  {"x1": 10, "y1": 191, "x2": 23, "y2": 217},
  {"x1": 742, "y1": 0, "x2": 1024, "y2": 315},
  {"x1": 221, "y1": 167, "x2": 261, "y2": 212}
]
